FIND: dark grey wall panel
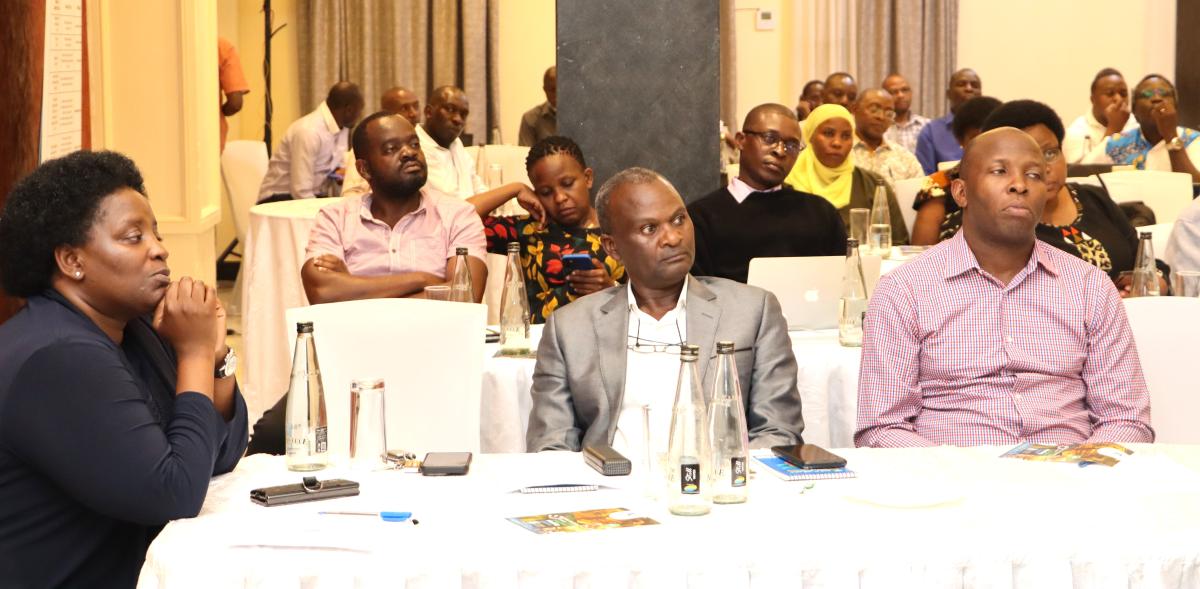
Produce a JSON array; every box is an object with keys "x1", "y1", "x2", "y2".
[
  {"x1": 1178, "y1": 0, "x2": 1199, "y2": 128},
  {"x1": 557, "y1": 0, "x2": 720, "y2": 203}
]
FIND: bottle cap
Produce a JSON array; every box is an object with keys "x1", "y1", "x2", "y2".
[
  {"x1": 1139, "y1": 231, "x2": 1152, "y2": 239},
  {"x1": 297, "y1": 321, "x2": 314, "y2": 333},
  {"x1": 847, "y1": 237, "x2": 859, "y2": 248},
  {"x1": 456, "y1": 247, "x2": 469, "y2": 255},
  {"x1": 351, "y1": 378, "x2": 386, "y2": 391},
  {"x1": 680, "y1": 344, "x2": 700, "y2": 360},
  {"x1": 716, "y1": 341, "x2": 735, "y2": 353},
  {"x1": 507, "y1": 242, "x2": 520, "y2": 253}
]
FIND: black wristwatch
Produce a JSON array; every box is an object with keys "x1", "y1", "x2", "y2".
[{"x1": 215, "y1": 346, "x2": 238, "y2": 379}]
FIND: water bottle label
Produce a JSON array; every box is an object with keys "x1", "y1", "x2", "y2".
[
  {"x1": 680, "y1": 463, "x2": 701, "y2": 494},
  {"x1": 731, "y1": 457, "x2": 747, "y2": 487},
  {"x1": 315, "y1": 426, "x2": 328, "y2": 453}
]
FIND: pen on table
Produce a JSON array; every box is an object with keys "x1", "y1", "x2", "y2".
[{"x1": 319, "y1": 510, "x2": 418, "y2": 524}]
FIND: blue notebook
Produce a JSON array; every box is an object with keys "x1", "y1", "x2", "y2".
[{"x1": 753, "y1": 456, "x2": 856, "y2": 481}]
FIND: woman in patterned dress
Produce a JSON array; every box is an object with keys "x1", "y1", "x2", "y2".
[{"x1": 468, "y1": 136, "x2": 625, "y2": 322}]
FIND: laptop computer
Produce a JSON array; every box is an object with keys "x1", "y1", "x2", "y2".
[{"x1": 746, "y1": 255, "x2": 882, "y2": 330}]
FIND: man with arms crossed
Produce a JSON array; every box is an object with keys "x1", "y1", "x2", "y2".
[
  {"x1": 856, "y1": 127, "x2": 1152, "y2": 447},
  {"x1": 301, "y1": 112, "x2": 487, "y2": 305},
  {"x1": 526, "y1": 168, "x2": 804, "y2": 456}
]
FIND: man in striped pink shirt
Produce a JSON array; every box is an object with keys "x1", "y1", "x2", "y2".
[{"x1": 856, "y1": 127, "x2": 1153, "y2": 447}]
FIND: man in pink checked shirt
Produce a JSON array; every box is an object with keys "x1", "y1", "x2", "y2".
[{"x1": 855, "y1": 127, "x2": 1153, "y2": 448}]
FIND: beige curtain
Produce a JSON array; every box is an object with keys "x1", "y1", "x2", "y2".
[
  {"x1": 788, "y1": 0, "x2": 859, "y2": 102},
  {"x1": 855, "y1": 0, "x2": 957, "y2": 118},
  {"x1": 297, "y1": 0, "x2": 499, "y2": 143}
]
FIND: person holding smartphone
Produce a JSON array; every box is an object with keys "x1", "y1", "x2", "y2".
[{"x1": 468, "y1": 135, "x2": 625, "y2": 323}]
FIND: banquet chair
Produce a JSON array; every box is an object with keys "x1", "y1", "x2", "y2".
[
  {"x1": 285, "y1": 298, "x2": 487, "y2": 456},
  {"x1": 1099, "y1": 170, "x2": 1193, "y2": 225},
  {"x1": 893, "y1": 177, "x2": 924, "y2": 235},
  {"x1": 220, "y1": 140, "x2": 269, "y2": 311},
  {"x1": 1122, "y1": 296, "x2": 1200, "y2": 443}
]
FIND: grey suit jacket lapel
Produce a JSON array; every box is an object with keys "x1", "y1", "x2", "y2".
[
  {"x1": 596, "y1": 287, "x2": 630, "y2": 442},
  {"x1": 685, "y1": 276, "x2": 721, "y2": 383}
]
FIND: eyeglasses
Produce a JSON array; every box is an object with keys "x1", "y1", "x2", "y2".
[
  {"x1": 1136, "y1": 88, "x2": 1175, "y2": 100},
  {"x1": 864, "y1": 104, "x2": 897, "y2": 120},
  {"x1": 742, "y1": 130, "x2": 802, "y2": 155},
  {"x1": 1043, "y1": 147, "x2": 1062, "y2": 162},
  {"x1": 627, "y1": 316, "x2": 685, "y2": 355}
]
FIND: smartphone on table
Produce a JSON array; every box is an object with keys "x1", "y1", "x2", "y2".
[{"x1": 770, "y1": 444, "x2": 848, "y2": 469}]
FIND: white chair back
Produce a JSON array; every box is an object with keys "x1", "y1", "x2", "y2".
[
  {"x1": 1122, "y1": 297, "x2": 1200, "y2": 443},
  {"x1": 893, "y1": 177, "x2": 925, "y2": 234},
  {"x1": 220, "y1": 140, "x2": 269, "y2": 241},
  {"x1": 1136, "y1": 222, "x2": 1174, "y2": 262},
  {"x1": 1099, "y1": 170, "x2": 1193, "y2": 225},
  {"x1": 284, "y1": 298, "x2": 487, "y2": 457}
]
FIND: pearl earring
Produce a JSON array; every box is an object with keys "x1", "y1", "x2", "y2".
[{"x1": 75, "y1": 271, "x2": 82, "y2": 279}]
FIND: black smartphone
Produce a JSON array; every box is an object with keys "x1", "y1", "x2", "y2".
[
  {"x1": 562, "y1": 253, "x2": 594, "y2": 273},
  {"x1": 420, "y1": 451, "x2": 472, "y2": 476},
  {"x1": 771, "y1": 444, "x2": 848, "y2": 469}
]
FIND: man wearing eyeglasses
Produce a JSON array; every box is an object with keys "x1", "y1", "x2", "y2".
[
  {"x1": 687, "y1": 103, "x2": 846, "y2": 283},
  {"x1": 851, "y1": 88, "x2": 924, "y2": 190},
  {"x1": 526, "y1": 167, "x2": 805, "y2": 456},
  {"x1": 1082, "y1": 74, "x2": 1200, "y2": 183}
]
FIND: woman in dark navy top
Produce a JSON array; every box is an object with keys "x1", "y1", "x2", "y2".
[{"x1": 0, "y1": 151, "x2": 248, "y2": 588}]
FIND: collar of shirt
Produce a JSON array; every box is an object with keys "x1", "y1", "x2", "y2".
[
  {"x1": 942, "y1": 230, "x2": 1060, "y2": 283},
  {"x1": 627, "y1": 279, "x2": 688, "y2": 325},
  {"x1": 317, "y1": 101, "x2": 340, "y2": 135},
  {"x1": 358, "y1": 190, "x2": 429, "y2": 228},
  {"x1": 727, "y1": 175, "x2": 782, "y2": 204},
  {"x1": 416, "y1": 123, "x2": 456, "y2": 154},
  {"x1": 852, "y1": 138, "x2": 897, "y2": 156}
]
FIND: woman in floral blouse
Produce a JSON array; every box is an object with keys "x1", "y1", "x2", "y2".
[{"x1": 468, "y1": 136, "x2": 624, "y2": 323}]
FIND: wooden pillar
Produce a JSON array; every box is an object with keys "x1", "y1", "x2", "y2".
[{"x1": 0, "y1": 1, "x2": 47, "y2": 323}]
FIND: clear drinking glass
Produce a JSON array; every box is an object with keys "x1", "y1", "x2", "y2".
[
  {"x1": 424, "y1": 285, "x2": 451, "y2": 301},
  {"x1": 487, "y1": 163, "x2": 504, "y2": 189},
  {"x1": 848, "y1": 208, "x2": 870, "y2": 250},
  {"x1": 349, "y1": 378, "x2": 389, "y2": 471},
  {"x1": 1173, "y1": 270, "x2": 1200, "y2": 297}
]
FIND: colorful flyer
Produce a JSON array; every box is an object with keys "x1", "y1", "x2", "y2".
[
  {"x1": 1000, "y1": 442, "x2": 1132, "y2": 467},
  {"x1": 507, "y1": 507, "x2": 659, "y2": 534}
]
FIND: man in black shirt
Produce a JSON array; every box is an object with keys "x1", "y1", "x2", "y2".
[{"x1": 690, "y1": 103, "x2": 847, "y2": 283}]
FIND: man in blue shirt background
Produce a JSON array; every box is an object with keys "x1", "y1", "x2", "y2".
[{"x1": 915, "y1": 68, "x2": 982, "y2": 174}]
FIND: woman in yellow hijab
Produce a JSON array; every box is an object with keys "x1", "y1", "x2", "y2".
[{"x1": 785, "y1": 104, "x2": 909, "y2": 244}]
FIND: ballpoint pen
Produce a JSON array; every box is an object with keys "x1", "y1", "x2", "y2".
[{"x1": 319, "y1": 510, "x2": 417, "y2": 524}]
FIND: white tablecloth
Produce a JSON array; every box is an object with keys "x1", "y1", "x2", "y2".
[{"x1": 139, "y1": 445, "x2": 1200, "y2": 588}]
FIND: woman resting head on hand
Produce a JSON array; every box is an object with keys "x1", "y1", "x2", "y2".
[{"x1": 0, "y1": 150, "x2": 247, "y2": 588}]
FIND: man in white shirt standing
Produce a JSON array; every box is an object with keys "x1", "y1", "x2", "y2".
[
  {"x1": 257, "y1": 82, "x2": 364, "y2": 203},
  {"x1": 881, "y1": 73, "x2": 929, "y2": 154},
  {"x1": 1062, "y1": 68, "x2": 1137, "y2": 164}
]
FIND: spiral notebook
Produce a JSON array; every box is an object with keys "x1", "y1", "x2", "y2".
[{"x1": 753, "y1": 456, "x2": 857, "y2": 481}]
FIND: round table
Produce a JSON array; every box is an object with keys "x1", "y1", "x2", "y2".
[{"x1": 240, "y1": 198, "x2": 342, "y2": 423}]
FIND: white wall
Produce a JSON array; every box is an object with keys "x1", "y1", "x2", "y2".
[
  {"x1": 957, "y1": 0, "x2": 1176, "y2": 125},
  {"x1": 496, "y1": 0, "x2": 557, "y2": 145}
]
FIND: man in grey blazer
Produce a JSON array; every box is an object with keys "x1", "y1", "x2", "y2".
[{"x1": 526, "y1": 167, "x2": 805, "y2": 453}]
